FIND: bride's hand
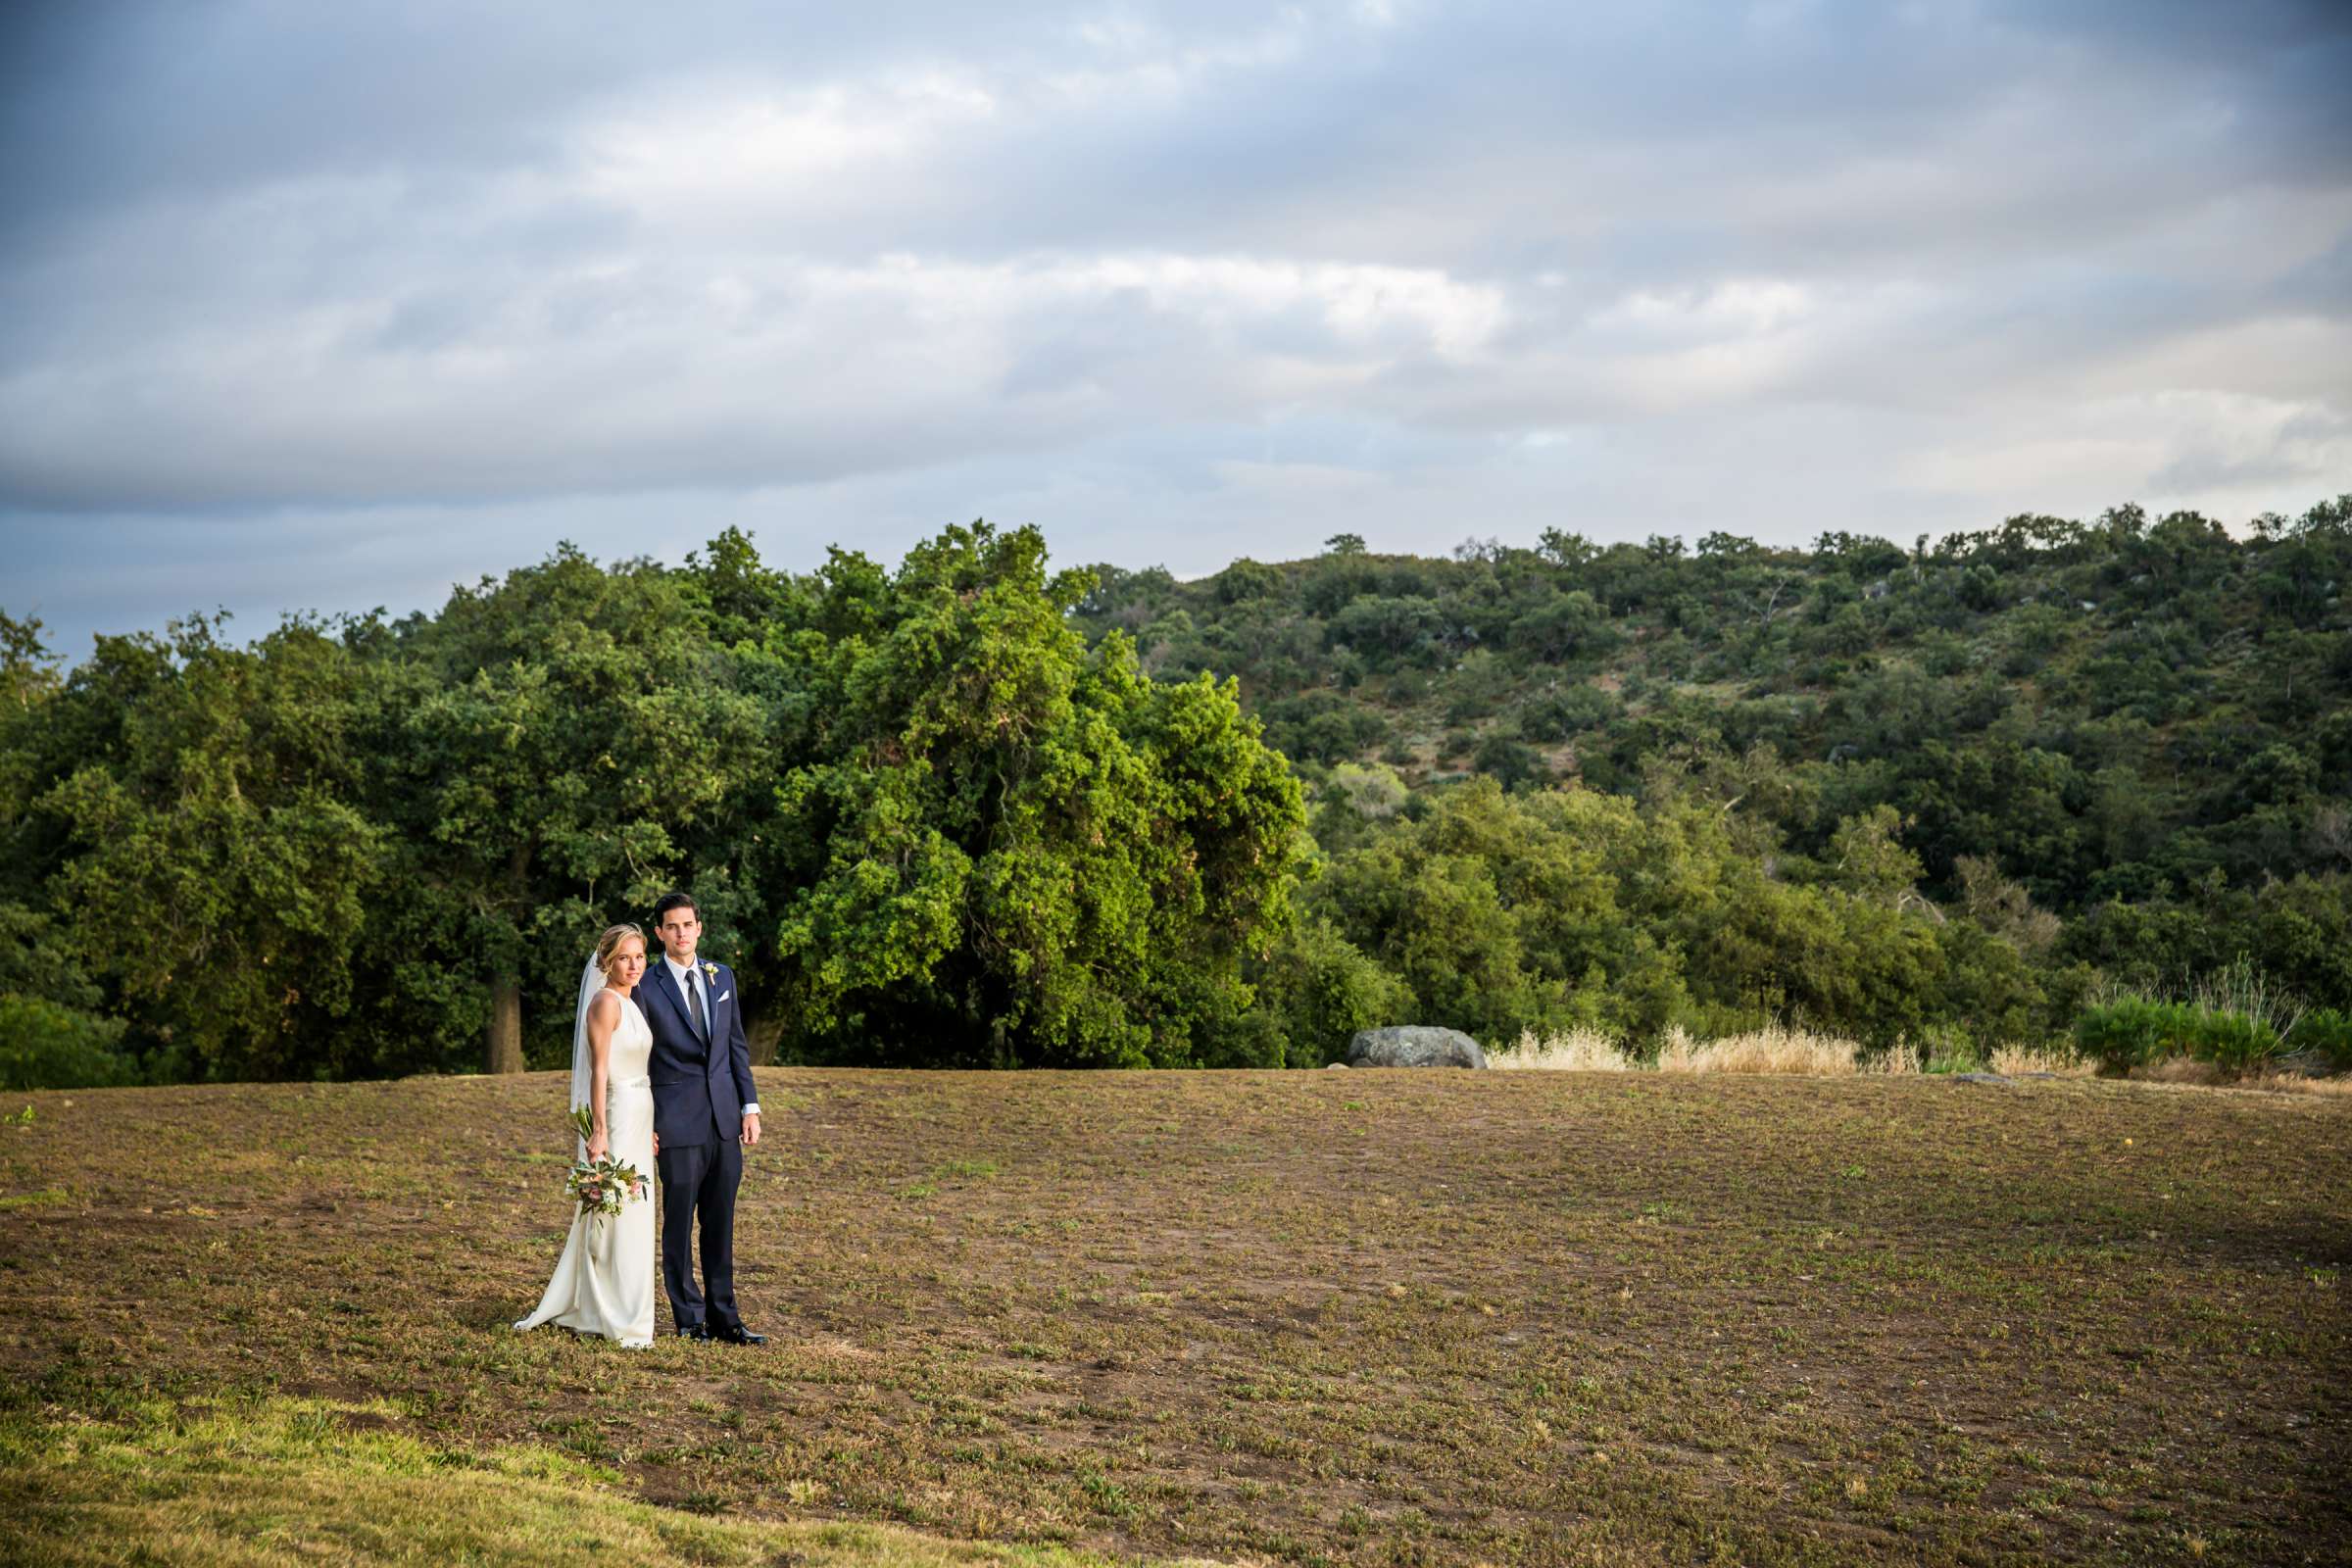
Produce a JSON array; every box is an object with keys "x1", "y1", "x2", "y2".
[
  {"x1": 652, "y1": 1132, "x2": 660, "y2": 1155},
  {"x1": 587, "y1": 1130, "x2": 609, "y2": 1162}
]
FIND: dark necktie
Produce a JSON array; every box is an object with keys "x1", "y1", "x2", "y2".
[{"x1": 685, "y1": 968, "x2": 709, "y2": 1041}]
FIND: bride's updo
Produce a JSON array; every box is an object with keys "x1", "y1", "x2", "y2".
[{"x1": 595, "y1": 923, "x2": 645, "y2": 979}]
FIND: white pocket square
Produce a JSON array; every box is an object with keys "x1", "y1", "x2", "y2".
[{"x1": 717, "y1": 990, "x2": 731, "y2": 1003}]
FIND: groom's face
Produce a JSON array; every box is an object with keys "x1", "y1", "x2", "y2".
[{"x1": 658, "y1": 907, "x2": 700, "y2": 964}]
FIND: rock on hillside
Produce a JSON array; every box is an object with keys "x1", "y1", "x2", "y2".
[{"x1": 1346, "y1": 1026, "x2": 1488, "y2": 1069}]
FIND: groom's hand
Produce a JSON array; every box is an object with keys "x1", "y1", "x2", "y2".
[{"x1": 741, "y1": 1111, "x2": 761, "y2": 1147}]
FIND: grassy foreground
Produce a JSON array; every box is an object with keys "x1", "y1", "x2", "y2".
[
  {"x1": 0, "y1": 1068, "x2": 2345, "y2": 1566},
  {"x1": 0, "y1": 1395, "x2": 1133, "y2": 1567}
]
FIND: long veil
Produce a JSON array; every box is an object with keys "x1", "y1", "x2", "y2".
[{"x1": 567, "y1": 956, "x2": 601, "y2": 1158}]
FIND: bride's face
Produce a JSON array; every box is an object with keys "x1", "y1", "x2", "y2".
[{"x1": 606, "y1": 936, "x2": 647, "y2": 990}]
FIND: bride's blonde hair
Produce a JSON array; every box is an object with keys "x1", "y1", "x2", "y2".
[{"x1": 594, "y1": 923, "x2": 645, "y2": 979}]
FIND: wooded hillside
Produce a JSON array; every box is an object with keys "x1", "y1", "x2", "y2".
[{"x1": 4, "y1": 498, "x2": 2347, "y2": 1084}]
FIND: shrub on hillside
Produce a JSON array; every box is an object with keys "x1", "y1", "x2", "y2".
[
  {"x1": 1326, "y1": 595, "x2": 1446, "y2": 668},
  {"x1": 2189, "y1": 1008, "x2": 2281, "y2": 1073},
  {"x1": 1519, "y1": 686, "x2": 1618, "y2": 742},
  {"x1": 2285, "y1": 1007, "x2": 2352, "y2": 1071},
  {"x1": 1241, "y1": 918, "x2": 1413, "y2": 1067},
  {"x1": 2074, "y1": 998, "x2": 2280, "y2": 1075},
  {"x1": 0, "y1": 995, "x2": 140, "y2": 1090},
  {"x1": 2074, "y1": 998, "x2": 2199, "y2": 1072},
  {"x1": 1445, "y1": 651, "x2": 1515, "y2": 723},
  {"x1": 1472, "y1": 734, "x2": 1546, "y2": 790},
  {"x1": 1260, "y1": 691, "x2": 1389, "y2": 765}
]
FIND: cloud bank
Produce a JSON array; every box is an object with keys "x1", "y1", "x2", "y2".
[{"x1": 2, "y1": 0, "x2": 2347, "y2": 655}]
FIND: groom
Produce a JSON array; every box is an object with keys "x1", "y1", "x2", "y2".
[{"x1": 643, "y1": 891, "x2": 765, "y2": 1345}]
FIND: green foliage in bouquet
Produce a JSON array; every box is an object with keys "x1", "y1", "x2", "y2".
[{"x1": 564, "y1": 1105, "x2": 647, "y2": 1218}]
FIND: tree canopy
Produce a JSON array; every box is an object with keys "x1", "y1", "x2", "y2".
[{"x1": 5, "y1": 495, "x2": 2349, "y2": 1087}]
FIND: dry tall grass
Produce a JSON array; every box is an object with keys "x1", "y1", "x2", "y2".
[
  {"x1": 1988, "y1": 1045, "x2": 2095, "y2": 1076},
  {"x1": 1482, "y1": 1026, "x2": 2314, "y2": 1089},
  {"x1": 2135, "y1": 1056, "x2": 2230, "y2": 1086},
  {"x1": 1488, "y1": 1028, "x2": 1633, "y2": 1071},
  {"x1": 2129, "y1": 1055, "x2": 2352, "y2": 1096},
  {"x1": 1654, "y1": 1026, "x2": 1892, "y2": 1075},
  {"x1": 2250, "y1": 1072, "x2": 2352, "y2": 1097},
  {"x1": 2188, "y1": 956, "x2": 2306, "y2": 1041}
]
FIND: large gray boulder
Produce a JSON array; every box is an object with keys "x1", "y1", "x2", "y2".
[{"x1": 1346, "y1": 1026, "x2": 1489, "y2": 1069}]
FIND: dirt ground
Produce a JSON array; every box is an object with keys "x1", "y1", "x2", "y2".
[{"x1": 1, "y1": 1067, "x2": 2346, "y2": 1565}]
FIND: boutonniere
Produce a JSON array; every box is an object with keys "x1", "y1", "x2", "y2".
[{"x1": 701, "y1": 961, "x2": 718, "y2": 981}]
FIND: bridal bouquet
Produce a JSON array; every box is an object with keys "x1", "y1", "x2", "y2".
[{"x1": 565, "y1": 1106, "x2": 649, "y2": 1220}]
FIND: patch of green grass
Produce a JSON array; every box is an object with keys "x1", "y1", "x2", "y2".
[{"x1": 0, "y1": 1396, "x2": 1143, "y2": 1566}]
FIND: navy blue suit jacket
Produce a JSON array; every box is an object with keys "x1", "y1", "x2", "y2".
[{"x1": 639, "y1": 957, "x2": 756, "y2": 1148}]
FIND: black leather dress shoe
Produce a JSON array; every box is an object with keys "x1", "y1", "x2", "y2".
[
  {"x1": 676, "y1": 1323, "x2": 712, "y2": 1341},
  {"x1": 710, "y1": 1322, "x2": 766, "y2": 1346}
]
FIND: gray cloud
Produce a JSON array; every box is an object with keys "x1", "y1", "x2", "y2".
[{"x1": 1, "y1": 0, "x2": 2347, "y2": 657}]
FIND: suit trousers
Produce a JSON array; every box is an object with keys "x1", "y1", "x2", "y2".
[{"x1": 656, "y1": 1134, "x2": 743, "y2": 1331}]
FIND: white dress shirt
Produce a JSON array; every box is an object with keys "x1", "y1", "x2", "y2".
[{"x1": 662, "y1": 953, "x2": 759, "y2": 1117}]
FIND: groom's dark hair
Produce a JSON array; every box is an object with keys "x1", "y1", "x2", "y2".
[{"x1": 653, "y1": 891, "x2": 699, "y2": 924}]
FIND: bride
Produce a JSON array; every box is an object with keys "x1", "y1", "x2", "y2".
[{"x1": 515, "y1": 923, "x2": 659, "y2": 1348}]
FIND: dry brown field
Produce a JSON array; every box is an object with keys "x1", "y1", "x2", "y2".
[{"x1": 2, "y1": 1068, "x2": 2346, "y2": 1565}]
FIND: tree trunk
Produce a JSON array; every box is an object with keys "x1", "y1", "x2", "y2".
[
  {"x1": 484, "y1": 972, "x2": 524, "y2": 1074},
  {"x1": 746, "y1": 1011, "x2": 782, "y2": 1067},
  {"x1": 484, "y1": 844, "x2": 533, "y2": 1075}
]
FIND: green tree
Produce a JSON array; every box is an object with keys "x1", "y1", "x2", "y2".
[
  {"x1": 395, "y1": 548, "x2": 768, "y2": 1071},
  {"x1": 764, "y1": 523, "x2": 1307, "y2": 1066},
  {"x1": 36, "y1": 617, "x2": 388, "y2": 1078},
  {"x1": 0, "y1": 611, "x2": 61, "y2": 721},
  {"x1": 1819, "y1": 806, "x2": 1926, "y2": 906},
  {"x1": 1242, "y1": 917, "x2": 1413, "y2": 1065},
  {"x1": 1213, "y1": 558, "x2": 1285, "y2": 605}
]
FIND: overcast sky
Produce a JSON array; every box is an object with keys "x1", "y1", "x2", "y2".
[{"x1": 3, "y1": 1, "x2": 2347, "y2": 662}]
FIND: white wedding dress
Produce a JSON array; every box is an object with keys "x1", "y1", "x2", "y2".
[{"x1": 515, "y1": 987, "x2": 657, "y2": 1348}]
